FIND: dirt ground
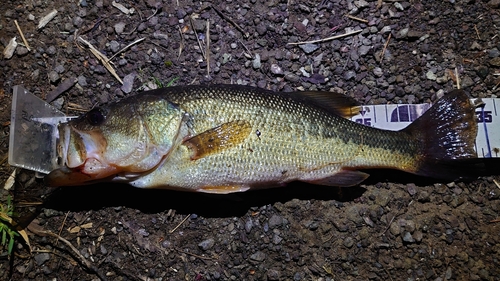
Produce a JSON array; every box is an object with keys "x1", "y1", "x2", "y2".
[{"x1": 1, "y1": 0, "x2": 500, "y2": 280}]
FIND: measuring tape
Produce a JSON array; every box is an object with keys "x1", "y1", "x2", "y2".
[{"x1": 350, "y1": 98, "x2": 500, "y2": 158}]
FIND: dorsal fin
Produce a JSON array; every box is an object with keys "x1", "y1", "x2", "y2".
[{"x1": 286, "y1": 91, "x2": 361, "y2": 118}]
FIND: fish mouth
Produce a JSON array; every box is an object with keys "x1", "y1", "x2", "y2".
[{"x1": 45, "y1": 124, "x2": 118, "y2": 187}]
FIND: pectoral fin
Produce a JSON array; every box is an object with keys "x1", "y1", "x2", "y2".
[
  {"x1": 305, "y1": 169, "x2": 370, "y2": 187},
  {"x1": 183, "y1": 120, "x2": 252, "y2": 160}
]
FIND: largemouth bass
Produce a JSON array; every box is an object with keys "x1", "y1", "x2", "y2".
[{"x1": 45, "y1": 85, "x2": 481, "y2": 193}]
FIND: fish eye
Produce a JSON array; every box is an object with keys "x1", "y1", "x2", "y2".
[{"x1": 86, "y1": 108, "x2": 105, "y2": 126}]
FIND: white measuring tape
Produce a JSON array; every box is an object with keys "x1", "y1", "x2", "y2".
[{"x1": 350, "y1": 98, "x2": 500, "y2": 158}]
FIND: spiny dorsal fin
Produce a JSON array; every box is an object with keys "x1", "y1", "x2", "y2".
[
  {"x1": 183, "y1": 120, "x2": 252, "y2": 160},
  {"x1": 286, "y1": 91, "x2": 361, "y2": 118}
]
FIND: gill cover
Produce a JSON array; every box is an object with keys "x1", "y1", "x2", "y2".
[{"x1": 45, "y1": 95, "x2": 184, "y2": 187}]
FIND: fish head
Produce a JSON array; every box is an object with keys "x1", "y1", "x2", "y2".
[{"x1": 45, "y1": 96, "x2": 184, "y2": 186}]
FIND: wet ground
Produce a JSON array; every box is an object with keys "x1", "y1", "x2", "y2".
[{"x1": 1, "y1": 0, "x2": 500, "y2": 280}]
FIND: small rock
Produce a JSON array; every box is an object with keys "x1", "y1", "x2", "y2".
[
  {"x1": 270, "y1": 64, "x2": 284, "y2": 75},
  {"x1": 267, "y1": 269, "x2": 280, "y2": 281},
  {"x1": 475, "y1": 66, "x2": 489, "y2": 79},
  {"x1": 358, "y1": 45, "x2": 371, "y2": 56},
  {"x1": 488, "y1": 48, "x2": 500, "y2": 58},
  {"x1": 34, "y1": 253, "x2": 51, "y2": 266},
  {"x1": 402, "y1": 232, "x2": 415, "y2": 243},
  {"x1": 426, "y1": 70, "x2": 437, "y2": 80},
  {"x1": 54, "y1": 64, "x2": 65, "y2": 73},
  {"x1": 460, "y1": 76, "x2": 474, "y2": 88},
  {"x1": 109, "y1": 40, "x2": 120, "y2": 53},
  {"x1": 343, "y1": 237, "x2": 354, "y2": 248},
  {"x1": 245, "y1": 218, "x2": 253, "y2": 233},
  {"x1": 488, "y1": 0, "x2": 500, "y2": 8},
  {"x1": 268, "y1": 214, "x2": 283, "y2": 228},
  {"x1": 46, "y1": 45, "x2": 57, "y2": 56},
  {"x1": 121, "y1": 73, "x2": 136, "y2": 94},
  {"x1": 344, "y1": 70, "x2": 356, "y2": 80},
  {"x1": 48, "y1": 71, "x2": 60, "y2": 83},
  {"x1": 373, "y1": 67, "x2": 383, "y2": 77},
  {"x1": 198, "y1": 238, "x2": 215, "y2": 251},
  {"x1": 252, "y1": 53, "x2": 261, "y2": 69},
  {"x1": 489, "y1": 57, "x2": 500, "y2": 66},
  {"x1": 299, "y1": 43, "x2": 319, "y2": 54},
  {"x1": 256, "y1": 23, "x2": 267, "y2": 35},
  {"x1": 16, "y1": 46, "x2": 29, "y2": 56},
  {"x1": 250, "y1": 251, "x2": 266, "y2": 262},
  {"x1": 354, "y1": 0, "x2": 369, "y2": 8},
  {"x1": 114, "y1": 22, "x2": 126, "y2": 34},
  {"x1": 77, "y1": 75, "x2": 87, "y2": 87}
]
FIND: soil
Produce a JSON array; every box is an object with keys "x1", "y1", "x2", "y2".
[{"x1": 1, "y1": 0, "x2": 500, "y2": 280}]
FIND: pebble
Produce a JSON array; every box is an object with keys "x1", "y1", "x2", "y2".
[
  {"x1": 267, "y1": 269, "x2": 280, "y2": 280},
  {"x1": 245, "y1": 218, "x2": 253, "y2": 233},
  {"x1": 17, "y1": 46, "x2": 29, "y2": 56},
  {"x1": 402, "y1": 232, "x2": 415, "y2": 243},
  {"x1": 114, "y1": 22, "x2": 126, "y2": 34},
  {"x1": 250, "y1": 251, "x2": 266, "y2": 262},
  {"x1": 270, "y1": 64, "x2": 283, "y2": 75},
  {"x1": 489, "y1": 57, "x2": 500, "y2": 66},
  {"x1": 268, "y1": 214, "x2": 283, "y2": 228},
  {"x1": 358, "y1": 45, "x2": 371, "y2": 56},
  {"x1": 46, "y1": 45, "x2": 57, "y2": 56},
  {"x1": 54, "y1": 64, "x2": 65, "y2": 74},
  {"x1": 34, "y1": 253, "x2": 51, "y2": 265},
  {"x1": 299, "y1": 43, "x2": 319, "y2": 54},
  {"x1": 343, "y1": 236, "x2": 354, "y2": 248},
  {"x1": 121, "y1": 73, "x2": 136, "y2": 93},
  {"x1": 48, "y1": 71, "x2": 60, "y2": 83},
  {"x1": 373, "y1": 67, "x2": 383, "y2": 77},
  {"x1": 198, "y1": 238, "x2": 215, "y2": 251},
  {"x1": 77, "y1": 75, "x2": 87, "y2": 87},
  {"x1": 344, "y1": 70, "x2": 356, "y2": 80},
  {"x1": 426, "y1": 70, "x2": 437, "y2": 80},
  {"x1": 475, "y1": 65, "x2": 489, "y2": 79},
  {"x1": 252, "y1": 53, "x2": 261, "y2": 69},
  {"x1": 109, "y1": 40, "x2": 120, "y2": 53}
]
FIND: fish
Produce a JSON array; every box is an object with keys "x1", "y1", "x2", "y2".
[{"x1": 45, "y1": 84, "x2": 483, "y2": 194}]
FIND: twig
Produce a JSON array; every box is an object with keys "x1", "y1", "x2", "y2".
[
  {"x1": 206, "y1": 20, "x2": 210, "y2": 76},
  {"x1": 177, "y1": 26, "x2": 185, "y2": 60},
  {"x1": 78, "y1": 36, "x2": 123, "y2": 84},
  {"x1": 189, "y1": 16, "x2": 206, "y2": 60},
  {"x1": 175, "y1": 248, "x2": 216, "y2": 260},
  {"x1": 376, "y1": 0, "x2": 383, "y2": 9},
  {"x1": 345, "y1": 14, "x2": 368, "y2": 23},
  {"x1": 169, "y1": 214, "x2": 191, "y2": 233},
  {"x1": 287, "y1": 29, "x2": 362, "y2": 45},
  {"x1": 494, "y1": 179, "x2": 500, "y2": 189},
  {"x1": 14, "y1": 20, "x2": 31, "y2": 51},
  {"x1": 108, "y1": 37, "x2": 145, "y2": 61},
  {"x1": 474, "y1": 24, "x2": 480, "y2": 40},
  {"x1": 212, "y1": 5, "x2": 249, "y2": 38},
  {"x1": 55, "y1": 211, "x2": 70, "y2": 246},
  {"x1": 455, "y1": 67, "x2": 460, "y2": 89},
  {"x1": 379, "y1": 33, "x2": 391, "y2": 64},
  {"x1": 29, "y1": 226, "x2": 108, "y2": 281}
]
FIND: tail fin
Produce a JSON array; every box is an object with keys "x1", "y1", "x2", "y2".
[{"x1": 402, "y1": 89, "x2": 484, "y2": 181}]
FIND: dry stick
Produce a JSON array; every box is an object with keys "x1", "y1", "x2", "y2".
[
  {"x1": 206, "y1": 20, "x2": 210, "y2": 77},
  {"x1": 287, "y1": 29, "x2": 362, "y2": 45},
  {"x1": 54, "y1": 211, "x2": 70, "y2": 246},
  {"x1": 212, "y1": 5, "x2": 249, "y2": 38},
  {"x1": 169, "y1": 214, "x2": 191, "y2": 233},
  {"x1": 455, "y1": 67, "x2": 461, "y2": 89},
  {"x1": 177, "y1": 26, "x2": 185, "y2": 60},
  {"x1": 32, "y1": 229, "x2": 108, "y2": 281},
  {"x1": 379, "y1": 33, "x2": 391, "y2": 64},
  {"x1": 108, "y1": 37, "x2": 145, "y2": 61},
  {"x1": 474, "y1": 24, "x2": 480, "y2": 40},
  {"x1": 345, "y1": 14, "x2": 368, "y2": 23},
  {"x1": 78, "y1": 36, "x2": 123, "y2": 84},
  {"x1": 189, "y1": 16, "x2": 206, "y2": 60},
  {"x1": 14, "y1": 20, "x2": 31, "y2": 52}
]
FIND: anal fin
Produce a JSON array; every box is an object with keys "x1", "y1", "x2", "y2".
[
  {"x1": 305, "y1": 170, "x2": 370, "y2": 187},
  {"x1": 198, "y1": 185, "x2": 251, "y2": 194}
]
